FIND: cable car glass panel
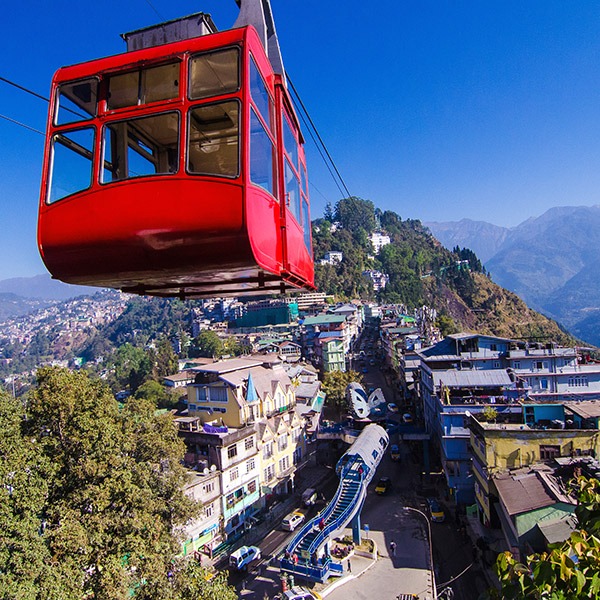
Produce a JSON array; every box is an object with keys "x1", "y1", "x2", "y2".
[
  {"x1": 284, "y1": 158, "x2": 301, "y2": 222},
  {"x1": 249, "y1": 108, "x2": 275, "y2": 195},
  {"x1": 282, "y1": 112, "x2": 299, "y2": 170},
  {"x1": 55, "y1": 78, "x2": 98, "y2": 126},
  {"x1": 107, "y1": 63, "x2": 179, "y2": 109},
  {"x1": 249, "y1": 56, "x2": 271, "y2": 129},
  {"x1": 302, "y1": 199, "x2": 312, "y2": 253},
  {"x1": 101, "y1": 112, "x2": 179, "y2": 182},
  {"x1": 187, "y1": 100, "x2": 239, "y2": 177},
  {"x1": 189, "y1": 47, "x2": 239, "y2": 100},
  {"x1": 47, "y1": 128, "x2": 95, "y2": 203}
]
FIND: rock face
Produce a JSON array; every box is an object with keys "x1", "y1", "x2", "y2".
[{"x1": 428, "y1": 205, "x2": 600, "y2": 345}]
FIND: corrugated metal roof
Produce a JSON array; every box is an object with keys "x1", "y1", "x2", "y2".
[
  {"x1": 564, "y1": 400, "x2": 600, "y2": 419},
  {"x1": 302, "y1": 315, "x2": 346, "y2": 325},
  {"x1": 433, "y1": 369, "x2": 512, "y2": 388},
  {"x1": 494, "y1": 472, "x2": 557, "y2": 516}
]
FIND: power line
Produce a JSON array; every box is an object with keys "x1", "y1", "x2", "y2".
[
  {"x1": 0, "y1": 113, "x2": 44, "y2": 136},
  {"x1": 0, "y1": 75, "x2": 49, "y2": 103},
  {"x1": 287, "y1": 74, "x2": 352, "y2": 200},
  {"x1": 144, "y1": 0, "x2": 165, "y2": 21}
]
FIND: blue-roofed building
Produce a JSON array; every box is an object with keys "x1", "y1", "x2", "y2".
[{"x1": 416, "y1": 333, "x2": 526, "y2": 504}]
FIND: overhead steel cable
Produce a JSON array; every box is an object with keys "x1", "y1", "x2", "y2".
[
  {"x1": 0, "y1": 113, "x2": 44, "y2": 135},
  {"x1": 287, "y1": 74, "x2": 353, "y2": 199}
]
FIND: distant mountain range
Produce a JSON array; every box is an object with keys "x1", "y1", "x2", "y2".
[
  {"x1": 0, "y1": 274, "x2": 99, "y2": 320},
  {"x1": 427, "y1": 205, "x2": 600, "y2": 346}
]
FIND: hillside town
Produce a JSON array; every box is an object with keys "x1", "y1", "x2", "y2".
[{"x1": 4, "y1": 289, "x2": 599, "y2": 598}]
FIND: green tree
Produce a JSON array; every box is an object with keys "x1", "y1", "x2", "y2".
[
  {"x1": 134, "y1": 379, "x2": 180, "y2": 409},
  {"x1": 153, "y1": 335, "x2": 179, "y2": 379},
  {"x1": 3, "y1": 366, "x2": 216, "y2": 599},
  {"x1": 0, "y1": 390, "x2": 51, "y2": 599},
  {"x1": 110, "y1": 343, "x2": 153, "y2": 393},
  {"x1": 321, "y1": 369, "x2": 362, "y2": 408},
  {"x1": 491, "y1": 476, "x2": 600, "y2": 599},
  {"x1": 192, "y1": 330, "x2": 224, "y2": 359}
]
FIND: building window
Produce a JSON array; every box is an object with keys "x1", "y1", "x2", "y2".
[
  {"x1": 540, "y1": 378, "x2": 548, "y2": 390},
  {"x1": 540, "y1": 445, "x2": 560, "y2": 460},
  {"x1": 247, "y1": 480, "x2": 257, "y2": 495},
  {"x1": 204, "y1": 502, "x2": 214, "y2": 518},
  {"x1": 196, "y1": 387, "x2": 208, "y2": 402},
  {"x1": 210, "y1": 386, "x2": 228, "y2": 402},
  {"x1": 247, "y1": 458, "x2": 255, "y2": 473},
  {"x1": 493, "y1": 361, "x2": 500, "y2": 369},
  {"x1": 245, "y1": 437, "x2": 254, "y2": 450},
  {"x1": 278, "y1": 456, "x2": 290, "y2": 472},
  {"x1": 203, "y1": 481, "x2": 215, "y2": 494},
  {"x1": 568, "y1": 376, "x2": 589, "y2": 387},
  {"x1": 513, "y1": 361, "x2": 521, "y2": 369},
  {"x1": 230, "y1": 467, "x2": 239, "y2": 482},
  {"x1": 227, "y1": 444, "x2": 238, "y2": 459},
  {"x1": 264, "y1": 465, "x2": 274, "y2": 481},
  {"x1": 277, "y1": 434, "x2": 288, "y2": 452},
  {"x1": 226, "y1": 493, "x2": 234, "y2": 507},
  {"x1": 263, "y1": 442, "x2": 273, "y2": 459}
]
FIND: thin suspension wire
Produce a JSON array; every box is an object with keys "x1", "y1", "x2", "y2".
[
  {"x1": 0, "y1": 113, "x2": 44, "y2": 135},
  {"x1": 287, "y1": 74, "x2": 352, "y2": 199},
  {"x1": 292, "y1": 95, "x2": 347, "y2": 200},
  {"x1": 0, "y1": 75, "x2": 49, "y2": 103},
  {"x1": 144, "y1": 0, "x2": 165, "y2": 21}
]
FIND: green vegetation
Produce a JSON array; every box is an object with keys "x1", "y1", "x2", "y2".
[
  {"x1": 313, "y1": 197, "x2": 577, "y2": 346},
  {"x1": 491, "y1": 476, "x2": 600, "y2": 599},
  {"x1": 321, "y1": 369, "x2": 362, "y2": 409},
  {"x1": 0, "y1": 368, "x2": 236, "y2": 599}
]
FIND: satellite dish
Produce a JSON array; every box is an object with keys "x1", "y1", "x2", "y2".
[
  {"x1": 210, "y1": 464, "x2": 217, "y2": 472},
  {"x1": 465, "y1": 410, "x2": 472, "y2": 418},
  {"x1": 203, "y1": 468, "x2": 209, "y2": 475}
]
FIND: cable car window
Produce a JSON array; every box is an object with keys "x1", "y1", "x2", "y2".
[
  {"x1": 285, "y1": 159, "x2": 301, "y2": 222},
  {"x1": 249, "y1": 56, "x2": 271, "y2": 129},
  {"x1": 250, "y1": 108, "x2": 275, "y2": 195},
  {"x1": 107, "y1": 63, "x2": 179, "y2": 109},
  {"x1": 189, "y1": 47, "x2": 239, "y2": 100},
  {"x1": 302, "y1": 199, "x2": 312, "y2": 253},
  {"x1": 301, "y1": 164, "x2": 308, "y2": 195},
  {"x1": 102, "y1": 112, "x2": 179, "y2": 182},
  {"x1": 55, "y1": 78, "x2": 98, "y2": 126},
  {"x1": 187, "y1": 101, "x2": 239, "y2": 177},
  {"x1": 47, "y1": 128, "x2": 94, "y2": 204},
  {"x1": 282, "y1": 112, "x2": 299, "y2": 170}
]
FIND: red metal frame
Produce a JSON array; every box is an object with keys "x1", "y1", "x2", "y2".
[{"x1": 38, "y1": 26, "x2": 314, "y2": 297}]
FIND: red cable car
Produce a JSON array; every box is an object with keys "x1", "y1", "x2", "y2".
[{"x1": 37, "y1": 6, "x2": 314, "y2": 298}]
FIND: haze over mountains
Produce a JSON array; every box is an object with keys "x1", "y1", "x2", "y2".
[{"x1": 427, "y1": 205, "x2": 600, "y2": 346}]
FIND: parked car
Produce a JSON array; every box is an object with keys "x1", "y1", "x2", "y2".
[
  {"x1": 390, "y1": 444, "x2": 401, "y2": 461},
  {"x1": 427, "y1": 498, "x2": 445, "y2": 522},
  {"x1": 229, "y1": 545, "x2": 261, "y2": 570},
  {"x1": 282, "y1": 510, "x2": 306, "y2": 531},
  {"x1": 302, "y1": 488, "x2": 318, "y2": 506},
  {"x1": 375, "y1": 476, "x2": 391, "y2": 495},
  {"x1": 387, "y1": 403, "x2": 399, "y2": 413},
  {"x1": 275, "y1": 586, "x2": 322, "y2": 600}
]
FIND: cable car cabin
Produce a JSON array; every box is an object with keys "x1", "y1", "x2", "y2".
[{"x1": 38, "y1": 25, "x2": 314, "y2": 297}]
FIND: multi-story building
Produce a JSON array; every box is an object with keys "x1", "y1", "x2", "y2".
[
  {"x1": 469, "y1": 409, "x2": 599, "y2": 529},
  {"x1": 416, "y1": 333, "x2": 525, "y2": 504},
  {"x1": 177, "y1": 357, "x2": 307, "y2": 543},
  {"x1": 507, "y1": 345, "x2": 600, "y2": 401}
]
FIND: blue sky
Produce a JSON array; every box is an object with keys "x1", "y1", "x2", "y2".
[{"x1": 2, "y1": 1, "x2": 600, "y2": 280}]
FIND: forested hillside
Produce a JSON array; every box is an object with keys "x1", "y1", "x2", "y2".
[{"x1": 313, "y1": 197, "x2": 576, "y2": 346}]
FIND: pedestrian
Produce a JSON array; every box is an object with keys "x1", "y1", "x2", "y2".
[
  {"x1": 318, "y1": 517, "x2": 325, "y2": 531},
  {"x1": 390, "y1": 540, "x2": 396, "y2": 556},
  {"x1": 347, "y1": 559, "x2": 352, "y2": 573}
]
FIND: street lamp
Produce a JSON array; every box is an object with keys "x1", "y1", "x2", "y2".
[{"x1": 403, "y1": 506, "x2": 436, "y2": 597}]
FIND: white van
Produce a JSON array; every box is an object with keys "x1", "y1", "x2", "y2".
[
  {"x1": 282, "y1": 511, "x2": 305, "y2": 531},
  {"x1": 229, "y1": 545, "x2": 261, "y2": 570}
]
